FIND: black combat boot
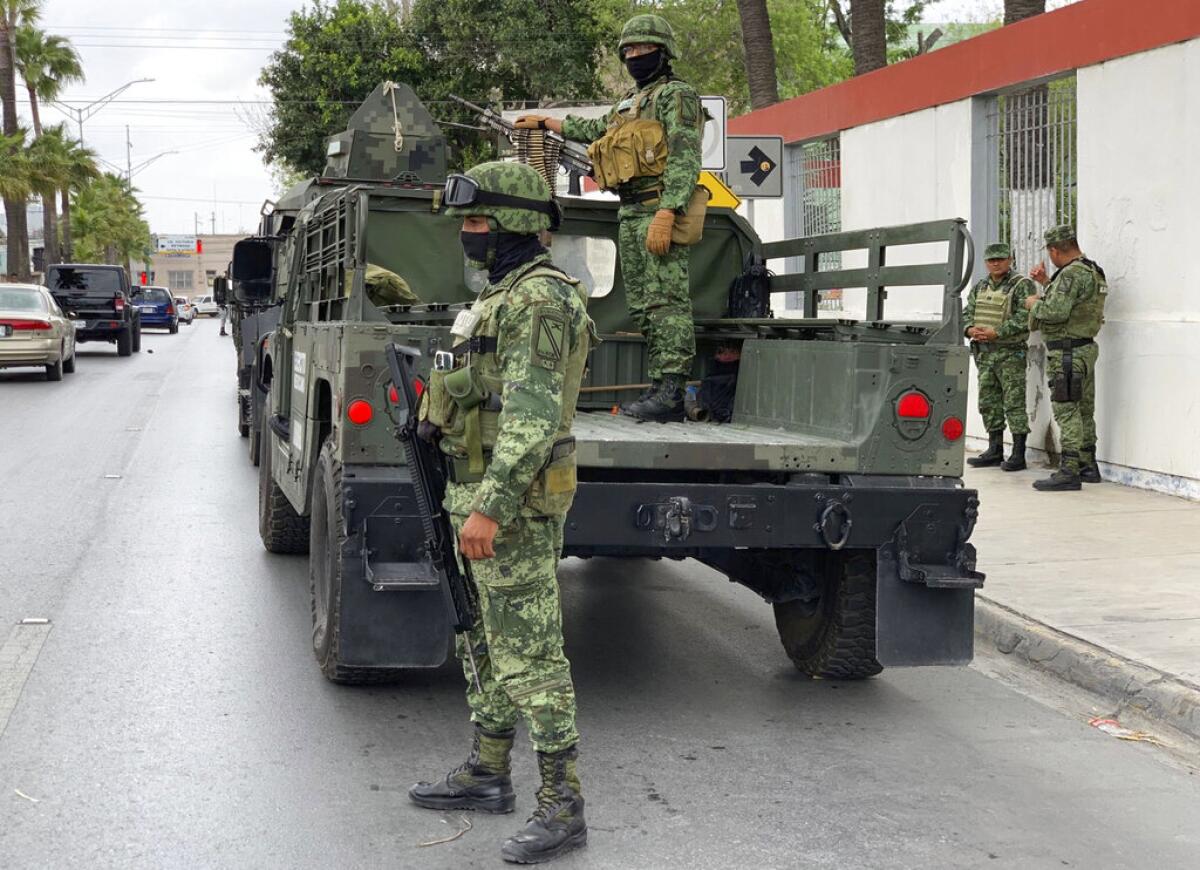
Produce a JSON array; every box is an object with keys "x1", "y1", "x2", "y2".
[
  {"x1": 1033, "y1": 452, "x2": 1082, "y2": 491},
  {"x1": 1079, "y1": 445, "x2": 1102, "y2": 483},
  {"x1": 1001, "y1": 433, "x2": 1027, "y2": 472},
  {"x1": 501, "y1": 746, "x2": 587, "y2": 864},
  {"x1": 619, "y1": 381, "x2": 659, "y2": 415},
  {"x1": 408, "y1": 725, "x2": 516, "y2": 814},
  {"x1": 621, "y1": 374, "x2": 686, "y2": 423},
  {"x1": 967, "y1": 430, "x2": 1005, "y2": 467}
]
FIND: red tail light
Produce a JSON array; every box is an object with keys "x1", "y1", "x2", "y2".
[
  {"x1": 414, "y1": 378, "x2": 425, "y2": 398},
  {"x1": 114, "y1": 295, "x2": 125, "y2": 312},
  {"x1": 941, "y1": 416, "x2": 965, "y2": 441},
  {"x1": 4, "y1": 319, "x2": 53, "y2": 331},
  {"x1": 896, "y1": 391, "x2": 931, "y2": 419},
  {"x1": 166, "y1": 305, "x2": 175, "y2": 315},
  {"x1": 347, "y1": 399, "x2": 373, "y2": 425}
]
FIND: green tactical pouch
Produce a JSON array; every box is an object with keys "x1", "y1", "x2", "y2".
[
  {"x1": 425, "y1": 370, "x2": 459, "y2": 430},
  {"x1": 524, "y1": 438, "x2": 578, "y2": 517},
  {"x1": 444, "y1": 364, "x2": 488, "y2": 411}
]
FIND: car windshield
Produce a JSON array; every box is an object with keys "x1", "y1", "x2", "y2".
[
  {"x1": 0, "y1": 288, "x2": 48, "y2": 312},
  {"x1": 133, "y1": 288, "x2": 172, "y2": 303},
  {"x1": 47, "y1": 267, "x2": 123, "y2": 293}
]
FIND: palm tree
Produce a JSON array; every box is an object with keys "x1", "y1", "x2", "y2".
[
  {"x1": 1, "y1": 0, "x2": 42, "y2": 278},
  {"x1": 25, "y1": 123, "x2": 69, "y2": 264},
  {"x1": 15, "y1": 27, "x2": 83, "y2": 267},
  {"x1": 0, "y1": 128, "x2": 30, "y2": 201},
  {"x1": 59, "y1": 132, "x2": 97, "y2": 261}
]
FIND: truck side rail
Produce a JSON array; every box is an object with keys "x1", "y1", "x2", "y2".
[{"x1": 759, "y1": 218, "x2": 974, "y2": 345}]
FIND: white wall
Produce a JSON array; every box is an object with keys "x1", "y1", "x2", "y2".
[{"x1": 1076, "y1": 38, "x2": 1200, "y2": 494}]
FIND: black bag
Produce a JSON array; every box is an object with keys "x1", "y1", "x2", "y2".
[
  {"x1": 727, "y1": 253, "x2": 773, "y2": 319},
  {"x1": 698, "y1": 360, "x2": 740, "y2": 423}
]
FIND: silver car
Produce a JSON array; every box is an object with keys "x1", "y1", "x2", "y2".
[{"x1": 0, "y1": 283, "x2": 77, "y2": 381}]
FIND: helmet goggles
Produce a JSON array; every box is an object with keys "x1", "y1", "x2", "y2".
[{"x1": 443, "y1": 173, "x2": 561, "y2": 231}]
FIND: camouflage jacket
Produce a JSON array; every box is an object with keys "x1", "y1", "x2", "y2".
[
  {"x1": 962, "y1": 270, "x2": 1035, "y2": 347},
  {"x1": 1029, "y1": 257, "x2": 1107, "y2": 341},
  {"x1": 446, "y1": 254, "x2": 591, "y2": 525},
  {"x1": 561, "y1": 74, "x2": 703, "y2": 213}
]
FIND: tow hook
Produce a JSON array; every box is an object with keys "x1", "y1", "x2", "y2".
[
  {"x1": 635, "y1": 496, "x2": 718, "y2": 543},
  {"x1": 816, "y1": 497, "x2": 853, "y2": 550}
]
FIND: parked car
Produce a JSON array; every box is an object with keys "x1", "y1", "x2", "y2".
[
  {"x1": 44, "y1": 263, "x2": 141, "y2": 357},
  {"x1": 175, "y1": 297, "x2": 196, "y2": 324},
  {"x1": 132, "y1": 286, "x2": 179, "y2": 333},
  {"x1": 0, "y1": 283, "x2": 77, "y2": 380},
  {"x1": 192, "y1": 295, "x2": 219, "y2": 317}
]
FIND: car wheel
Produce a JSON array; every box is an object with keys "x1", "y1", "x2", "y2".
[
  {"x1": 45, "y1": 355, "x2": 64, "y2": 381},
  {"x1": 63, "y1": 348, "x2": 76, "y2": 374},
  {"x1": 117, "y1": 327, "x2": 133, "y2": 357},
  {"x1": 132, "y1": 322, "x2": 142, "y2": 352},
  {"x1": 169, "y1": 320, "x2": 179, "y2": 335}
]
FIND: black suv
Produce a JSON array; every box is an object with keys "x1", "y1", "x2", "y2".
[{"x1": 45, "y1": 264, "x2": 141, "y2": 356}]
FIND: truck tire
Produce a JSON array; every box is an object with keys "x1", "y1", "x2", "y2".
[
  {"x1": 132, "y1": 321, "x2": 142, "y2": 352},
  {"x1": 309, "y1": 440, "x2": 403, "y2": 684},
  {"x1": 117, "y1": 327, "x2": 133, "y2": 357},
  {"x1": 238, "y1": 394, "x2": 251, "y2": 438},
  {"x1": 773, "y1": 551, "x2": 883, "y2": 680},
  {"x1": 248, "y1": 425, "x2": 262, "y2": 467},
  {"x1": 258, "y1": 432, "x2": 309, "y2": 554}
]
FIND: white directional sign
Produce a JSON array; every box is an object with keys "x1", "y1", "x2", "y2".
[
  {"x1": 725, "y1": 135, "x2": 784, "y2": 199},
  {"x1": 700, "y1": 96, "x2": 727, "y2": 171},
  {"x1": 156, "y1": 234, "x2": 198, "y2": 255}
]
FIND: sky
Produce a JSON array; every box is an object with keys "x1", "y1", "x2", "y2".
[{"x1": 24, "y1": 0, "x2": 1082, "y2": 237}]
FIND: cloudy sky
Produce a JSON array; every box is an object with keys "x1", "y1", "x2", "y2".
[{"x1": 27, "y1": 0, "x2": 1077, "y2": 236}]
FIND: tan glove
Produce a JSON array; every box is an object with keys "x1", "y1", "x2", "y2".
[
  {"x1": 514, "y1": 115, "x2": 549, "y2": 130},
  {"x1": 645, "y1": 209, "x2": 675, "y2": 256}
]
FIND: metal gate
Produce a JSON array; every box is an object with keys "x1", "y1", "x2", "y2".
[
  {"x1": 784, "y1": 137, "x2": 842, "y2": 311},
  {"x1": 986, "y1": 77, "x2": 1077, "y2": 272}
]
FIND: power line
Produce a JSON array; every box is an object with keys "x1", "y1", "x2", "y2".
[
  {"x1": 141, "y1": 194, "x2": 266, "y2": 205},
  {"x1": 44, "y1": 23, "x2": 286, "y2": 33}
]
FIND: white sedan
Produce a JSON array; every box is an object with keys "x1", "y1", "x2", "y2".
[{"x1": 0, "y1": 283, "x2": 77, "y2": 381}]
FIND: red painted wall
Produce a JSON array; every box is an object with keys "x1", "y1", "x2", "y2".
[{"x1": 729, "y1": 0, "x2": 1200, "y2": 144}]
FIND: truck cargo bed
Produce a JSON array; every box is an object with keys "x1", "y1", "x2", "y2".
[{"x1": 573, "y1": 411, "x2": 849, "y2": 472}]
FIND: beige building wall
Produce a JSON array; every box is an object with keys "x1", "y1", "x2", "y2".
[{"x1": 143, "y1": 234, "x2": 239, "y2": 300}]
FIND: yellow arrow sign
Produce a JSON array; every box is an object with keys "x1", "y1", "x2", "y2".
[{"x1": 699, "y1": 170, "x2": 741, "y2": 209}]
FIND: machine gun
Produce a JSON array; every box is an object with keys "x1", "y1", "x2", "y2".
[
  {"x1": 385, "y1": 343, "x2": 482, "y2": 692},
  {"x1": 449, "y1": 95, "x2": 593, "y2": 182}
]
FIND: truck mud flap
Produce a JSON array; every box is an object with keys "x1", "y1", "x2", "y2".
[{"x1": 875, "y1": 502, "x2": 984, "y2": 667}]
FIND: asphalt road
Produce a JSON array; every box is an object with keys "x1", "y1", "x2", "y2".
[{"x1": 1, "y1": 319, "x2": 1198, "y2": 869}]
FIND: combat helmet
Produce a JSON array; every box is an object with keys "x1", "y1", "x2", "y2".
[
  {"x1": 443, "y1": 161, "x2": 559, "y2": 235},
  {"x1": 618, "y1": 13, "x2": 678, "y2": 60}
]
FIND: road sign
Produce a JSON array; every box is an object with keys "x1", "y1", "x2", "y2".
[
  {"x1": 156, "y1": 234, "x2": 198, "y2": 255},
  {"x1": 700, "y1": 96, "x2": 727, "y2": 171},
  {"x1": 725, "y1": 135, "x2": 783, "y2": 198},
  {"x1": 698, "y1": 171, "x2": 740, "y2": 210}
]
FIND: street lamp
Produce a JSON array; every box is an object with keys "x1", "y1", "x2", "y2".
[{"x1": 48, "y1": 78, "x2": 155, "y2": 144}]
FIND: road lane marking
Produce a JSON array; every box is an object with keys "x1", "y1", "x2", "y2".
[{"x1": 0, "y1": 622, "x2": 53, "y2": 740}]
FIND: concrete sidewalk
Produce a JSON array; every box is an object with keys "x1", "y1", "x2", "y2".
[{"x1": 965, "y1": 461, "x2": 1200, "y2": 740}]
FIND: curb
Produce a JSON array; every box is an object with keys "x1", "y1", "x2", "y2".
[{"x1": 974, "y1": 596, "x2": 1200, "y2": 742}]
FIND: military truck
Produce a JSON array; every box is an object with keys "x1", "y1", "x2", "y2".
[{"x1": 234, "y1": 83, "x2": 984, "y2": 685}]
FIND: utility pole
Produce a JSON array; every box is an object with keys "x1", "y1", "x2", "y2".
[
  {"x1": 49, "y1": 78, "x2": 155, "y2": 145},
  {"x1": 210, "y1": 212, "x2": 216, "y2": 235},
  {"x1": 126, "y1": 126, "x2": 132, "y2": 186},
  {"x1": 194, "y1": 213, "x2": 200, "y2": 236}
]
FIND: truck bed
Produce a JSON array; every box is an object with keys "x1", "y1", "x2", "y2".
[{"x1": 573, "y1": 411, "x2": 849, "y2": 472}]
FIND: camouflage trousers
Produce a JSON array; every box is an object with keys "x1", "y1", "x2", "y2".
[
  {"x1": 450, "y1": 510, "x2": 578, "y2": 754},
  {"x1": 1047, "y1": 342, "x2": 1099, "y2": 473},
  {"x1": 975, "y1": 346, "x2": 1029, "y2": 434},
  {"x1": 618, "y1": 208, "x2": 696, "y2": 379}
]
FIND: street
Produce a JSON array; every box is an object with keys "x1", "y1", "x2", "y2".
[{"x1": 1, "y1": 321, "x2": 1198, "y2": 869}]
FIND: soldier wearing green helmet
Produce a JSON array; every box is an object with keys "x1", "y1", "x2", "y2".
[
  {"x1": 1024, "y1": 224, "x2": 1107, "y2": 491},
  {"x1": 408, "y1": 160, "x2": 594, "y2": 863},
  {"x1": 516, "y1": 13, "x2": 705, "y2": 421},
  {"x1": 963, "y1": 241, "x2": 1036, "y2": 472}
]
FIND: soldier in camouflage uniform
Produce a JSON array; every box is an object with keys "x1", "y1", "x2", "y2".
[
  {"x1": 1024, "y1": 225, "x2": 1107, "y2": 491},
  {"x1": 408, "y1": 161, "x2": 593, "y2": 864},
  {"x1": 517, "y1": 13, "x2": 703, "y2": 421},
  {"x1": 963, "y1": 242, "x2": 1035, "y2": 471}
]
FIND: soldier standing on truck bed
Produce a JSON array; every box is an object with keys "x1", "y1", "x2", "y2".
[
  {"x1": 1025, "y1": 224, "x2": 1107, "y2": 491},
  {"x1": 407, "y1": 161, "x2": 594, "y2": 864},
  {"x1": 515, "y1": 13, "x2": 704, "y2": 422},
  {"x1": 963, "y1": 242, "x2": 1035, "y2": 472}
]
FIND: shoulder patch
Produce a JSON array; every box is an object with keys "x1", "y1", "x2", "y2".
[
  {"x1": 531, "y1": 307, "x2": 568, "y2": 371},
  {"x1": 679, "y1": 91, "x2": 700, "y2": 128}
]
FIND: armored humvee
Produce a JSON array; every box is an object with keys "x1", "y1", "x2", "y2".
[{"x1": 233, "y1": 83, "x2": 984, "y2": 684}]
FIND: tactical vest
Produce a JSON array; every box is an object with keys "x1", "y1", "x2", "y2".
[
  {"x1": 423, "y1": 260, "x2": 593, "y2": 517},
  {"x1": 971, "y1": 280, "x2": 1013, "y2": 332},
  {"x1": 588, "y1": 81, "x2": 672, "y2": 191},
  {"x1": 1039, "y1": 258, "x2": 1107, "y2": 341}
]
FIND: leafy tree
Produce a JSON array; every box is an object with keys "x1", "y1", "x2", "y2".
[
  {"x1": 24, "y1": 122, "x2": 71, "y2": 263},
  {"x1": 58, "y1": 132, "x2": 97, "y2": 260},
  {"x1": 828, "y1": 1, "x2": 934, "y2": 73},
  {"x1": 1, "y1": 0, "x2": 42, "y2": 279},
  {"x1": 736, "y1": 0, "x2": 779, "y2": 109},
  {"x1": 72, "y1": 173, "x2": 151, "y2": 267},
  {"x1": 14, "y1": 25, "x2": 81, "y2": 136},
  {"x1": 1005, "y1": 0, "x2": 1045, "y2": 25},
  {"x1": 0, "y1": 128, "x2": 30, "y2": 202},
  {"x1": 257, "y1": 0, "x2": 427, "y2": 175}
]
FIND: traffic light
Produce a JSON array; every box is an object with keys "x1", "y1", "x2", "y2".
[
  {"x1": 139, "y1": 272, "x2": 148, "y2": 285},
  {"x1": 196, "y1": 238, "x2": 204, "y2": 254}
]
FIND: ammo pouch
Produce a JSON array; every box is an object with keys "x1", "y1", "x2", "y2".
[
  {"x1": 588, "y1": 118, "x2": 668, "y2": 190},
  {"x1": 524, "y1": 437, "x2": 578, "y2": 516},
  {"x1": 1049, "y1": 342, "x2": 1085, "y2": 402},
  {"x1": 669, "y1": 185, "x2": 710, "y2": 246}
]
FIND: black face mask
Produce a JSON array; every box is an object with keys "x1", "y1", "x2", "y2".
[
  {"x1": 624, "y1": 49, "x2": 664, "y2": 88},
  {"x1": 461, "y1": 229, "x2": 546, "y2": 284},
  {"x1": 460, "y1": 230, "x2": 492, "y2": 271}
]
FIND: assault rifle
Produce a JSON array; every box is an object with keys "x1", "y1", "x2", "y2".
[
  {"x1": 449, "y1": 95, "x2": 593, "y2": 179},
  {"x1": 385, "y1": 343, "x2": 482, "y2": 692}
]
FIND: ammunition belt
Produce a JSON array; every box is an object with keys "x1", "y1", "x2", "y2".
[
  {"x1": 1044, "y1": 338, "x2": 1094, "y2": 350},
  {"x1": 451, "y1": 336, "x2": 499, "y2": 356}
]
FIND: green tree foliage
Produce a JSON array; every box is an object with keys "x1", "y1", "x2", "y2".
[
  {"x1": 72, "y1": 173, "x2": 151, "y2": 266},
  {"x1": 0, "y1": 128, "x2": 31, "y2": 201},
  {"x1": 14, "y1": 24, "x2": 83, "y2": 136},
  {"x1": 257, "y1": 0, "x2": 426, "y2": 175}
]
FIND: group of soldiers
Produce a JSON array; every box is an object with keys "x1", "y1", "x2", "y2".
[{"x1": 964, "y1": 226, "x2": 1107, "y2": 492}]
